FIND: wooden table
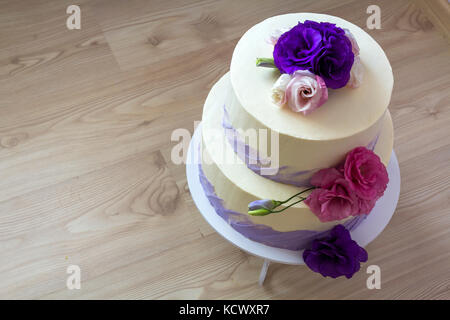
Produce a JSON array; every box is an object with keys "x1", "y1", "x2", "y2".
[{"x1": 0, "y1": 0, "x2": 449, "y2": 299}]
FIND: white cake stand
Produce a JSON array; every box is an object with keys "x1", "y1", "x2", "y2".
[{"x1": 186, "y1": 123, "x2": 401, "y2": 285}]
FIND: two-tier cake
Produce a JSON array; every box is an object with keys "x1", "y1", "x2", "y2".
[{"x1": 197, "y1": 13, "x2": 393, "y2": 278}]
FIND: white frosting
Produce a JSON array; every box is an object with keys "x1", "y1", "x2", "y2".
[
  {"x1": 227, "y1": 78, "x2": 387, "y2": 171},
  {"x1": 230, "y1": 13, "x2": 393, "y2": 140},
  {"x1": 201, "y1": 73, "x2": 394, "y2": 232},
  {"x1": 199, "y1": 13, "x2": 394, "y2": 234}
]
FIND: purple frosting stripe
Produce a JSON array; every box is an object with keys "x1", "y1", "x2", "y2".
[
  {"x1": 367, "y1": 132, "x2": 380, "y2": 151},
  {"x1": 222, "y1": 106, "x2": 313, "y2": 187},
  {"x1": 222, "y1": 105, "x2": 380, "y2": 187},
  {"x1": 198, "y1": 160, "x2": 367, "y2": 251}
]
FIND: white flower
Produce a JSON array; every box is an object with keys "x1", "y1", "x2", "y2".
[
  {"x1": 343, "y1": 28, "x2": 360, "y2": 56},
  {"x1": 266, "y1": 27, "x2": 291, "y2": 45},
  {"x1": 343, "y1": 29, "x2": 363, "y2": 88},
  {"x1": 271, "y1": 74, "x2": 292, "y2": 106},
  {"x1": 347, "y1": 56, "x2": 364, "y2": 88}
]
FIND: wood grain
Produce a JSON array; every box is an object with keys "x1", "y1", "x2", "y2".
[
  {"x1": 415, "y1": 0, "x2": 450, "y2": 41},
  {"x1": 0, "y1": 0, "x2": 449, "y2": 299}
]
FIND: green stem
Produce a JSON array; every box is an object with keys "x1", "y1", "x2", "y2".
[
  {"x1": 280, "y1": 187, "x2": 315, "y2": 204},
  {"x1": 270, "y1": 198, "x2": 307, "y2": 213},
  {"x1": 247, "y1": 187, "x2": 315, "y2": 217},
  {"x1": 256, "y1": 57, "x2": 276, "y2": 68}
]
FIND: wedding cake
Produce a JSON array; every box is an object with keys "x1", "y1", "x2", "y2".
[{"x1": 198, "y1": 13, "x2": 393, "y2": 278}]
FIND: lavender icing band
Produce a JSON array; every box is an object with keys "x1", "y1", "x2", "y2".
[
  {"x1": 222, "y1": 105, "x2": 380, "y2": 187},
  {"x1": 198, "y1": 159, "x2": 367, "y2": 251},
  {"x1": 222, "y1": 106, "x2": 313, "y2": 187}
]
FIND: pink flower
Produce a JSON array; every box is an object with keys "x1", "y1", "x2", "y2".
[
  {"x1": 305, "y1": 147, "x2": 389, "y2": 220},
  {"x1": 343, "y1": 147, "x2": 389, "y2": 201},
  {"x1": 310, "y1": 168, "x2": 343, "y2": 189},
  {"x1": 357, "y1": 197, "x2": 376, "y2": 215},
  {"x1": 347, "y1": 55, "x2": 364, "y2": 88},
  {"x1": 285, "y1": 70, "x2": 328, "y2": 115},
  {"x1": 305, "y1": 179, "x2": 359, "y2": 222}
]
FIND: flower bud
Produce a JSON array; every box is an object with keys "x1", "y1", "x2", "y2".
[
  {"x1": 248, "y1": 208, "x2": 272, "y2": 216},
  {"x1": 248, "y1": 199, "x2": 280, "y2": 211}
]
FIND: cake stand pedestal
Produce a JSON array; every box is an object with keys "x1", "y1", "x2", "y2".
[{"x1": 186, "y1": 123, "x2": 401, "y2": 285}]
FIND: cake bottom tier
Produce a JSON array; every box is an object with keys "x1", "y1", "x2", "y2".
[{"x1": 199, "y1": 73, "x2": 394, "y2": 250}]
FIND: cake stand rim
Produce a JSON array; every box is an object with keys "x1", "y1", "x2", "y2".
[{"x1": 186, "y1": 122, "x2": 401, "y2": 265}]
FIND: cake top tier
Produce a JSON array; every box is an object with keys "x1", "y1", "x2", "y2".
[{"x1": 230, "y1": 13, "x2": 393, "y2": 140}]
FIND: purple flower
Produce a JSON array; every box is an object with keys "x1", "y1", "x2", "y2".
[
  {"x1": 273, "y1": 20, "x2": 354, "y2": 89},
  {"x1": 303, "y1": 225, "x2": 368, "y2": 278},
  {"x1": 248, "y1": 199, "x2": 278, "y2": 211}
]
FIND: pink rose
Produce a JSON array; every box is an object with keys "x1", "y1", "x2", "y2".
[
  {"x1": 306, "y1": 147, "x2": 389, "y2": 220},
  {"x1": 285, "y1": 70, "x2": 328, "y2": 115},
  {"x1": 310, "y1": 168, "x2": 343, "y2": 189},
  {"x1": 357, "y1": 197, "x2": 376, "y2": 215},
  {"x1": 343, "y1": 147, "x2": 389, "y2": 201},
  {"x1": 305, "y1": 178, "x2": 359, "y2": 222}
]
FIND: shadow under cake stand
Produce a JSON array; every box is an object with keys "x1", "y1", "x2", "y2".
[{"x1": 186, "y1": 122, "x2": 401, "y2": 285}]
